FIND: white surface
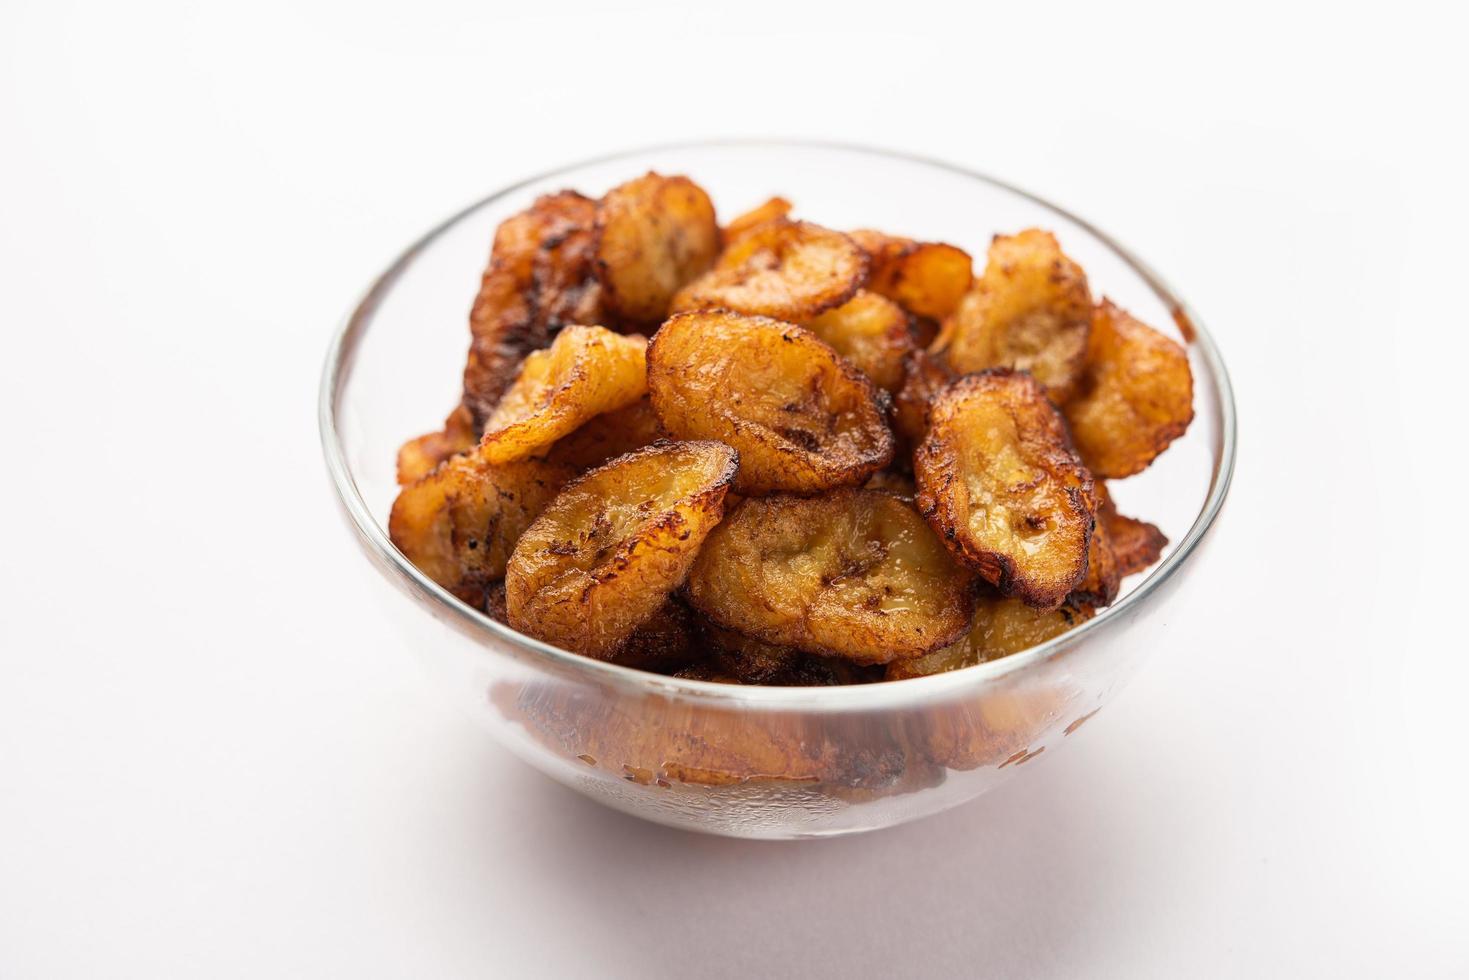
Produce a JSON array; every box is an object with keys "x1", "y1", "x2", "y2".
[{"x1": 1, "y1": 1, "x2": 1464, "y2": 976}]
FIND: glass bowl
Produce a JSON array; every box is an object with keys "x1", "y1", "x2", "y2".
[{"x1": 319, "y1": 141, "x2": 1236, "y2": 839}]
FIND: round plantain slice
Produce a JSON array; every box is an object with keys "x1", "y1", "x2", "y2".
[
  {"x1": 915, "y1": 369, "x2": 1096, "y2": 608},
  {"x1": 1096, "y1": 481, "x2": 1169, "y2": 577},
  {"x1": 480, "y1": 325, "x2": 648, "y2": 464},
  {"x1": 505, "y1": 441, "x2": 739, "y2": 659},
  {"x1": 803, "y1": 289, "x2": 914, "y2": 392},
  {"x1": 594, "y1": 172, "x2": 720, "y2": 324},
  {"x1": 848, "y1": 229, "x2": 973, "y2": 321},
  {"x1": 670, "y1": 220, "x2": 868, "y2": 322},
  {"x1": 646, "y1": 310, "x2": 894, "y2": 495},
  {"x1": 886, "y1": 597, "x2": 1096, "y2": 680},
  {"x1": 462, "y1": 191, "x2": 604, "y2": 426},
  {"x1": 539, "y1": 395, "x2": 665, "y2": 474},
  {"x1": 1063, "y1": 299, "x2": 1194, "y2": 478},
  {"x1": 396, "y1": 403, "x2": 478, "y2": 486},
  {"x1": 722, "y1": 195, "x2": 793, "y2": 242},
  {"x1": 685, "y1": 489, "x2": 976, "y2": 664},
  {"x1": 932, "y1": 229, "x2": 1092, "y2": 401},
  {"x1": 388, "y1": 453, "x2": 576, "y2": 607}
]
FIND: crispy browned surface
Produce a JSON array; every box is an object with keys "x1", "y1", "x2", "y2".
[
  {"x1": 1097, "y1": 481, "x2": 1169, "y2": 577},
  {"x1": 933, "y1": 229, "x2": 1092, "y2": 401},
  {"x1": 485, "y1": 582, "x2": 508, "y2": 622},
  {"x1": 539, "y1": 396, "x2": 665, "y2": 474},
  {"x1": 1064, "y1": 300, "x2": 1194, "y2": 478},
  {"x1": 593, "y1": 172, "x2": 720, "y2": 324},
  {"x1": 1070, "y1": 514, "x2": 1120, "y2": 607},
  {"x1": 647, "y1": 310, "x2": 893, "y2": 495},
  {"x1": 804, "y1": 289, "x2": 914, "y2": 392},
  {"x1": 388, "y1": 453, "x2": 574, "y2": 607},
  {"x1": 689, "y1": 622, "x2": 885, "y2": 686},
  {"x1": 686, "y1": 490, "x2": 975, "y2": 664},
  {"x1": 608, "y1": 598, "x2": 702, "y2": 673},
  {"x1": 670, "y1": 220, "x2": 867, "y2": 321},
  {"x1": 849, "y1": 229, "x2": 973, "y2": 320},
  {"x1": 863, "y1": 469, "x2": 916, "y2": 501},
  {"x1": 395, "y1": 404, "x2": 477, "y2": 486},
  {"x1": 462, "y1": 191, "x2": 604, "y2": 426},
  {"x1": 722, "y1": 195, "x2": 793, "y2": 241},
  {"x1": 886, "y1": 597, "x2": 1095, "y2": 680},
  {"x1": 479, "y1": 326, "x2": 648, "y2": 464},
  {"x1": 915, "y1": 370, "x2": 1095, "y2": 608},
  {"x1": 505, "y1": 441, "x2": 738, "y2": 658},
  {"x1": 892, "y1": 350, "x2": 955, "y2": 450}
]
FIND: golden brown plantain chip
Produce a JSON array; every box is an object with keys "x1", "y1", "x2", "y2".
[
  {"x1": 803, "y1": 290, "x2": 914, "y2": 392},
  {"x1": 594, "y1": 172, "x2": 720, "y2": 324},
  {"x1": 1064, "y1": 299, "x2": 1194, "y2": 478},
  {"x1": 686, "y1": 489, "x2": 976, "y2": 664},
  {"x1": 886, "y1": 597, "x2": 1096, "y2": 680},
  {"x1": 849, "y1": 229, "x2": 973, "y2": 320},
  {"x1": 915, "y1": 370, "x2": 1095, "y2": 608},
  {"x1": 932, "y1": 229, "x2": 1092, "y2": 401},
  {"x1": 538, "y1": 396, "x2": 665, "y2": 474},
  {"x1": 722, "y1": 195, "x2": 793, "y2": 242},
  {"x1": 670, "y1": 220, "x2": 867, "y2": 322},
  {"x1": 505, "y1": 441, "x2": 738, "y2": 658},
  {"x1": 1096, "y1": 481, "x2": 1169, "y2": 577},
  {"x1": 647, "y1": 310, "x2": 894, "y2": 495},
  {"x1": 462, "y1": 191, "x2": 604, "y2": 426},
  {"x1": 388, "y1": 453, "x2": 575, "y2": 607},
  {"x1": 608, "y1": 598, "x2": 702, "y2": 673},
  {"x1": 480, "y1": 325, "x2": 648, "y2": 464},
  {"x1": 395, "y1": 404, "x2": 478, "y2": 486}
]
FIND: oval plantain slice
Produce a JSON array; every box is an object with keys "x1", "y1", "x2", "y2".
[
  {"x1": 915, "y1": 369, "x2": 1095, "y2": 608},
  {"x1": 886, "y1": 597, "x2": 1096, "y2": 680},
  {"x1": 388, "y1": 452, "x2": 576, "y2": 607},
  {"x1": 594, "y1": 172, "x2": 720, "y2": 324},
  {"x1": 670, "y1": 220, "x2": 868, "y2": 322},
  {"x1": 462, "y1": 191, "x2": 604, "y2": 426},
  {"x1": 722, "y1": 195, "x2": 793, "y2": 242},
  {"x1": 848, "y1": 229, "x2": 973, "y2": 321},
  {"x1": 538, "y1": 395, "x2": 665, "y2": 474},
  {"x1": 1096, "y1": 481, "x2": 1169, "y2": 577},
  {"x1": 685, "y1": 489, "x2": 976, "y2": 664},
  {"x1": 479, "y1": 325, "x2": 648, "y2": 464},
  {"x1": 932, "y1": 229, "x2": 1092, "y2": 401},
  {"x1": 803, "y1": 290, "x2": 914, "y2": 392},
  {"x1": 1063, "y1": 299, "x2": 1194, "y2": 478},
  {"x1": 646, "y1": 310, "x2": 894, "y2": 495},
  {"x1": 505, "y1": 441, "x2": 738, "y2": 659},
  {"x1": 395, "y1": 403, "x2": 478, "y2": 486}
]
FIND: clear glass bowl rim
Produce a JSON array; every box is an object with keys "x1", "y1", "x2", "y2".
[{"x1": 318, "y1": 138, "x2": 1238, "y2": 708}]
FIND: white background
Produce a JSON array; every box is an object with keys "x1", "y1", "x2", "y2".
[{"x1": 2, "y1": 1, "x2": 1465, "y2": 976}]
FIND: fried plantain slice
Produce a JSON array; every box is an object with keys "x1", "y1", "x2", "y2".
[
  {"x1": 722, "y1": 195, "x2": 793, "y2": 242},
  {"x1": 388, "y1": 453, "x2": 575, "y2": 607},
  {"x1": 608, "y1": 598, "x2": 702, "y2": 673},
  {"x1": 505, "y1": 441, "x2": 738, "y2": 658},
  {"x1": 1070, "y1": 515, "x2": 1120, "y2": 607},
  {"x1": 863, "y1": 469, "x2": 916, "y2": 501},
  {"x1": 396, "y1": 404, "x2": 478, "y2": 486},
  {"x1": 462, "y1": 191, "x2": 604, "y2": 426},
  {"x1": 1064, "y1": 299, "x2": 1194, "y2": 478},
  {"x1": 686, "y1": 489, "x2": 975, "y2": 664},
  {"x1": 804, "y1": 290, "x2": 914, "y2": 392},
  {"x1": 479, "y1": 326, "x2": 648, "y2": 464},
  {"x1": 647, "y1": 310, "x2": 894, "y2": 495},
  {"x1": 696, "y1": 622, "x2": 884, "y2": 686},
  {"x1": 1096, "y1": 481, "x2": 1169, "y2": 577},
  {"x1": 539, "y1": 395, "x2": 665, "y2": 474},
  {"x1": 932, "y1": 229, "x2": 1092, "y2": 401},
  {"x1": 670, "y1": 220, "x2": 868, "y2": 322},
  {"x1": 886, "y1": 597, "x2": 1095, "y2": 680},
  {"x1": 892, "y1": 350, "x2": 955, "y2": 450},
  {"x1": 849, "y1": 229, "x2": 973, "y2": 320},
  {"x1": 593, "y1": 172, "x2": 720, "y2": 324},
  {"x1": 915, "y1": 370, "x2": 1095, "y2": 608}
]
